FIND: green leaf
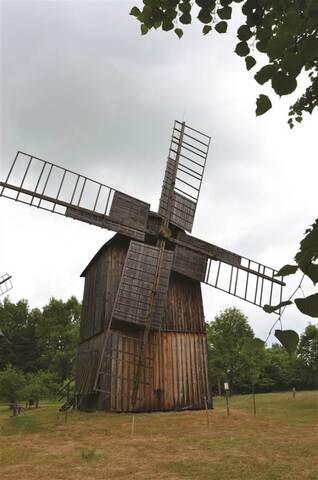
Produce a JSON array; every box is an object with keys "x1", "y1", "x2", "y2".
[
  {"x1": 180, "y1": 13, "x2": 192, "y2": 24},
  {"x1": 245, "y1": 56, "x2": 256, "y2": 70},
  {"x1": 162, "y1": 20, "x2": 175, "y2": 31},
  {"x1": 235, "y1": 41, "x2": 250, "y2": 57},
  {"x1": 174, "y1": 28, "x2": 184, "y2": 39},
  {"x1": 197, "y1": 9, "x2": 212, "y2": 24},
  {"x1": 255, "y1": 94, "x2": 272, "y2": 116},
  {"x1": 272, "y1": 72, "x2": 297, "y2": 96},
  {"x1": 215, "y1": 21, "x2": 227, "y2": 33},
  {"x1": 301, "y1": 264, "x2": 318, "y2": 285},
  {"x1": 300, "y1": 38, "x2": 318, "y2": 62},
  {"x1": 179, "y1": 1, "x2": 191, "y2": 14},
  {"x1": 295, "y1": 294, "x2": 318, "y2": 317},
  {"x1": 275, "y1": 264, "x2": 298, "y2": 277},
  {"x1": 275, "y1": 330, "x2": 299, "y2": 356},
  {"x1": 217, "y1": 6, "x2": 232, "y2": 20},
  {"x1": 140, "y1": 24, "x2": 149, "y2": 35},
  {"x1": 202, "y1": 25, "x2": 212, "y2": 35},
  {"x1": 130, "y1": 6, "x2": 141, "y2": 18},
  {"x1": 254, "y1": 64, "x2": 275, "y2": 85},
  {"x1": 263, "y1": 300, "x2": 292, "y2": 314},
  {"x1": 237, "y1": 25, "x2": 253, "y2": 41}
]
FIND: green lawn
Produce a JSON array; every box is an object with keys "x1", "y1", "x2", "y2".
[{"x1": 0, "y1": 391, "x2": 317, "y2": 480}]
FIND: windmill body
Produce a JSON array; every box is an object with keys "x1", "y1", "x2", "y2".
[
  {"x1": 0, "y1": 120, "x2": 285, "y2": 412},
  {"x1": 77, "y1": 232, "x2": 209, "y2": 411}
]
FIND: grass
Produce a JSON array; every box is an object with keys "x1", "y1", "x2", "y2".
[{"x1": 0, "y1": 391, "x2": 317, "y2": 479}]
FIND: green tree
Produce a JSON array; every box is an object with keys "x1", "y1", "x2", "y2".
[
  {"x1": 297, "y1": 323, "x2": 318, "y2": 387},
  {"x1": 37, "y1": 296, "x2": 81, "y2": 381},
  {"x1": 258, "y1": 344, "x2": 302, "y2": 391},
  {"x1": 0, "y1": 299, "x2": 42, "y2": 372},
  {"x1": 131, "y1": 0, "x2": 318, "y2": 126},
  {"x1": 207, "y1": 307, "x2": 255, "y2": 392},
  {"x1": 0, "y1": 296, "x2": 80, "y2": 382},
  {"x1": 22, "y1": 371, "x2": 58, "y2": 407},
  {"x1": 0, "y1": 365, "x2": 26, "y2": 402}
]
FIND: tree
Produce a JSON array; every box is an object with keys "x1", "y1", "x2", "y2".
[
  {"x1": 0, "y1": 298, "x2": 42, "y2": 372},
  {"x1": 131, "y1": 0, "x2": 318, "y2": 126},
  {"x1": 207, "y1": 307, "x2": 256, "y2": 392},
  {"x1": 0, "y1": 365, "x2": 26, "y2": 402},
  {"x1": 22, "y1": 371, "x2": 58, "y2": 407},
  {"x1": 297, "y1": 323, "x2": 318, "y2": 387},
  {"x1": 0, "y1": 296, "x2": 80, "y2": 383},
  {"x1": 36, "y1": 296, "x2": 81, "y2": 382}
]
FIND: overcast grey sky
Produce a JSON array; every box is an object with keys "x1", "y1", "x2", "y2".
[{"x1": 1, "y1": 0, "x2": 317, "y2": 341}]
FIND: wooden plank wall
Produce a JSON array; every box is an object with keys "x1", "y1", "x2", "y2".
[
  {"x1": 161, "y1": 272, "x2": 205, "y2": 333},
  {"x1": 79, "y1": 236, "x2": 129, "y2": 342},
  {"x1": 105, "y1": 330, "x2": 210, "y2": 411}
]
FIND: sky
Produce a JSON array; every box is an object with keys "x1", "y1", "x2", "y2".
[{"x1": 0, "y1": 0, "x2": 317, "y2": 342}]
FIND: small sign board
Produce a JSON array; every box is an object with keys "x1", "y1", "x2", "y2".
[{"x1": 224, "y1": 382, "x2": 229, "y2": 391}]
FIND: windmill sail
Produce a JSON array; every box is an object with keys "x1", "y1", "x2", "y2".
[
  {"x1": 0, "y1": 273, "x2": 13, "y2": 296},
  {"x1": 158, "y1": 120, "x2": 210, "y2": 232},
  {"x1": 173, "y1": 232, "x2": 285, "y2": 311},
  {"x1": 0, "y1": 151, "x2": 149, "y2": 241}
]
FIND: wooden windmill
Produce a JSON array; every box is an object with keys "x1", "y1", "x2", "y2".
[
  {"x1": 0, "y1": 120, "x2": 284, "y2": 412},
  {"x1": 0, "y1": 274, "x2": 13, "y2": 297}
]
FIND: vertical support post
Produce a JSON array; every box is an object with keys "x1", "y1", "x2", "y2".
[
  {"x1": 252, "y1": 383, "x2": 256, "y2": 415},
  {"x1": 204, "y1": 396, "x2": 210, "y2": 427},
  {"x1": 225, "y1": 390, "x2": 230, "y2": 417}
]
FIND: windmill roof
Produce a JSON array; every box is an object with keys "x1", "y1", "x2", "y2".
[{"x1": 80, "y1": 210, "x2": 160, "y2": 277}]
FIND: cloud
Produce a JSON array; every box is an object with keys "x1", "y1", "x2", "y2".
[{"x1": 1, "y1": 1, "x2": 316, "y2": 338}]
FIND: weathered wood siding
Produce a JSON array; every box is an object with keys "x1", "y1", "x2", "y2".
[
  {"x1": 79, "y1": 236, "x2": 129, "y2": 341},
  {"x1": 97, "y1": 330, "x2": 210, "y2": 412},
  {"x1": 161, "y1": 272, "x2": 205, "y2": 333},
  {"x1": 77, "y1": 235, "x2": 210, "y2": 412}
]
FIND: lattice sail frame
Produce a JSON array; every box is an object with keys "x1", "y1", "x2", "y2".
[
  {"x1": 0, "y1": 151, "x2": 149, "y2": 241},
  {"x1": 173, "y1": 233, "x2": 285, "y2": 311},
  {"x1": 158, "y1": 120, "x2": 210, "y2": 233},
  {"x1": 0, "y1": 274, "x2": 13, "y2": 296}
]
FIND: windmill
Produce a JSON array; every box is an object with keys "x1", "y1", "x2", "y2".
[
  {"x1": 0, "y1": 274, "x2": 13, "y2": 297},
  {"x1": 0, "y1": 120, "x2": 284, "y2": 412}
]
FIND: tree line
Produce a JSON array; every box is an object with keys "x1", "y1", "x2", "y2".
[
  {"x1": 0, "y1": 296, "x2": 80, "y2": 403},
  {"x1": 0, "y1": 298, "x2": 317, "y2": 403},
  {"x1": 207, "y1": 307, "x2": 318, "y2": 395}
]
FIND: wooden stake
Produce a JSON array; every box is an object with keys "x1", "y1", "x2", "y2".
[
  {"x1": 204, "y1": 396, "x2": 210, "y2": 427},
  {"x1": 225, "y1": 391, "x2": 230, "y2": 416},
  {"x1": 252, "y1": 383, "x2": 256, "y2": 415},
  {"x1": 131, "y1": 414, "x2": 135, "y2": 436},
  {"x1": 293, "y1": 387, "x2": 296, "y2": 399}
]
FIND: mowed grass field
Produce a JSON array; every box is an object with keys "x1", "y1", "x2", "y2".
[{"x1": 0, "y1": 391, "x2": 317, "y2": 480}]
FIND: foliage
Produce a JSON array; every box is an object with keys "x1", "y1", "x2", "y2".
[
  {"x1": 131, "y1": 0, "x2": 318, "y2": 126},
  {"x1": 22, "y1": 371, "x2": 58, "y2": 404},
  {"x1": 297, "y1": 323, "x2": 318, "y2": 387},
  {"x1": 0, "y1": 365, "x2": 26, "y2": 402},
  {"x1": 207, "y1": 307, "x2": 318, "y2": 393},
  {"x1": 206, "y1": 307, "x2": 256, "y2": 392},
  {"x1": 0, "y1": 296, "x2": 80, "y2": 383},
  {"x1": 264, "y1": 220, "x2": 318, "y2": 320}
]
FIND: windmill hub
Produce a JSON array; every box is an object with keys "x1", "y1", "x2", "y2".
[{"x1": 159, "y1": 225, "x2": 172, "y2": 240}]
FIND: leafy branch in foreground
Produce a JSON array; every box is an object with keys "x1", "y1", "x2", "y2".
[
  {"x1": 262, "y1": 220, "x2": 318, "y2": 353},
  {"x1": 130, "y1": 0, "x2": 318, "y2": 126}
]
